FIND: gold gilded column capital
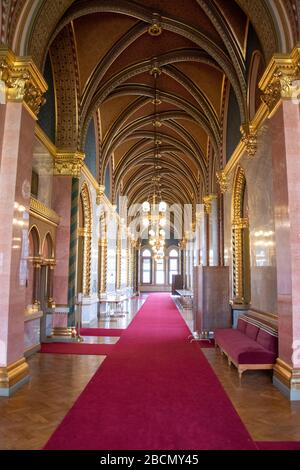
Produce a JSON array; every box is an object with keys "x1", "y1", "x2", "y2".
[
  {"x1": 216, "y1": 169, "x2": 229, "y2": 193},
  {"x1": 96, "y1": 185, "x2": 105, "y2": 205},
  {"x1": 240, "y1": 123, "x2": 258, "y2": 159},
  {"x1": 0, "y1": 46, "x2": 47, "y2": 119},
  {"x1": 54, "y1": 150, "x2": 85, "y2": 178},
  {"x1": 259, "y1": 46, "x2": 300, "y2": 114},
  {"x1": 203, "y1": 194, "x2": 217, "y2": 215}
]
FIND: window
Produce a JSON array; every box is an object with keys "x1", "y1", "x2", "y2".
[
  {"x1": 142, "y1": 249, "x2": 152, "y2": 284},
  {"x1": 168, "y1": 248, "x2": 179, "y2": 284},
  {"x1": 156, "y1": 259, "x2": 165, "y2": 284}
]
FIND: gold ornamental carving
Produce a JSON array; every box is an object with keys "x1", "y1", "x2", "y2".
[
  {"x1": 54, "y1": 151, "x2": 85, "y2": 178},
  {"x1": 259, "y1": 46, "x2": 300, "y2": 114},
  {"x1": 203, "y1": 194, "x2": 217, "y2": 215},
  {"x1": 148, "y1": 13, "x2": 162, "y2": 36},
  {"x1": 0, "y1": 47, "x2": 47, "y2": 118},
  {"x1": 96, "y1": 185, "x2": 105, "y2": 205},
  {"x1": 216, "y1": 170, "x2": 228, "y2": 193},
  {"x1": 241, "y1": 123, "x2": 258, "y2": 159},
  {"x1": 80, "y1": 183, "x2": 92, "y2": 296},
  {"x1": 30, "y1": 197, "x2": 60, "y2": 226}
]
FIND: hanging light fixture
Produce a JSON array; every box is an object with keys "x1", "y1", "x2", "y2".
[{"x1": 141, "y1": 63, "x2": 167, "y2": 259}]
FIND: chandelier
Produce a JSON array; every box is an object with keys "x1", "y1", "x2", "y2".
[{"x1": 142, "y1": 63, "x2": 167, "y2": 260}]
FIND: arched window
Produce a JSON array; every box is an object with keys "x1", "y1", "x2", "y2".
[
  {"x1": 141, "y1": 249, "x2": 152, "y2": 284},
  {"x1": 155, "y1": 257, "x2": 165, "y2": 285},
  {"x1": 168, "y1": 248, "x2": 179, "y2": 284}
]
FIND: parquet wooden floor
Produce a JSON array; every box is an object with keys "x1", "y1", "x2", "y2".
[
  {"x1": 0, "y1": 353, "x2": 104, "y2": 450},
  {"x1": 203, "y1": 348, "x2": 300, "y2": 441}
]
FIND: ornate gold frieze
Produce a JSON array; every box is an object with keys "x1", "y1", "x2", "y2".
[
  {"x1": 0, "y1": 47, "x2": 47, "y2": 118},
  {"x1": 216, "y1": 170, "x2": 228, "y2": 193},
  {"x1": 240, "y1": 123, "x2": 258, "y2": 158},
  {"x1": 30, "y1": 197, "x2": 60, "y2": 226},
  {"x1": 259, "y1": 46, "x2": 300, "y2": 114},
  {"x1": 0, "y1": 357, "x2": 29, "y2": 389},
  {"x1": 54, "y1": 151, "x2": 85, "y2": 178}
]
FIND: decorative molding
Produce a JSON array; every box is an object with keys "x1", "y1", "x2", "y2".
[
  {"x1": 259, "y1": 46, "x2": 300, "y2": 114},
  {"x1": 50, "y1": 25, "x2": 79, "y2": 149},
  {"x1": 0, "y1": 357, "x2": 29, "y2": 389},
  {"x1": 203, "y1": 194, "x2": 217, "y2": 214},
  {"x1": 35, "y1": 124, "x2": 57, "y2": 157},
  {"x1": 96, "y1": 185, "x2": 105, "y2": 206},
  {"x1": 54, "y1": 150, "x2": 85, "y2": 178},
  {"x1": 232, "y1": 166, "x2": 249, "y2": 305},
  {"x1": 216, "y1": 170, "x2": 228, "y2": 193},
  {"x1": 80, "y1": 182, "x2": 92, "y2": 296},
  {"x1": 240, "y1": 123, "x2": 258, "y2": 158},
  {"x1": 30, "y1": 197, "x2": 60, "y2": 226},
  {"x1": 0, "y1": 46, "x2": 47, "y2": 118},
  {"x1": 274, "y1": 358, "x2": 300, "y2": 391}
]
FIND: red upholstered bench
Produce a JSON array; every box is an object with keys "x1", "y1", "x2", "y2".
[{"x1": 215, "y1": 312, "x2": 278, "y2": 379}]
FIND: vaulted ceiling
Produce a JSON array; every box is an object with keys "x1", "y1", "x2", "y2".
[{"x1": 33, "y1": 0, "x2": 293, "y2": 206}]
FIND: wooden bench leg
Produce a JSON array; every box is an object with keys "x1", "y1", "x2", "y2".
[{"x1": 238, "y1": 368, "x2": 244, "y2": 382}]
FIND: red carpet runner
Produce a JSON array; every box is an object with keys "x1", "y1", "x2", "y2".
[
  {"x1": 44, "y1": 294, "x2": 255, "y2": 450},
  {"x1": 40, "y1": 342, "x2": 114, "y2": 355}
]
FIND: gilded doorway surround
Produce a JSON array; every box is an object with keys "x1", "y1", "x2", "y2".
[{"x1": 232, "y1": 166, "x2": 250, "y2": 305}]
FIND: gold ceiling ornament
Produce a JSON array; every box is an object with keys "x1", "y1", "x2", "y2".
[
  {"x1": 259, "y1": 46, "x2": 300, "y2": 114},
  {"x1": 0, "y1": 46, "x2": 47, "y2": 119},
  {"x1": 240, "y1": 123, "x2": 258, "y2": 159},
  {"x1": 149, "y1": 63, "x2": 162, "y2": 77},
  {"x1": 54, "y1": 150, "x2": 85, "y2": 178},
  {"x1": 96, "y1": 185, "x2": 105, "y2": 205},
  {"x1": 148, "y1": 13, "x2": 163, "y2": 37},
  {"x1": 152, "y1": 117, "x2": 162, "y2": 127},
  {"x1": 203, "y1": 194, "x2": 217, "y2": 215},
  {"x1": 216, "y1": 169, "x2": 228, "y2": 193}
]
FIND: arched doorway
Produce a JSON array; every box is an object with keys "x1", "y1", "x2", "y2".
[
  {"x1": 26, "y1": 226, "x2": 40, "y2": 309},
  {"x1": 40, "y1": 232, "x2": 55, "y2": 309}
]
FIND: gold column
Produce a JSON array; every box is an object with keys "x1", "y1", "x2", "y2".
[
  {"x1": 33, "y1": 257, "x2": 42, "y2": 307},
  {"x1": 83, "y1": 228, "x2": 92, "y2": 296},
  {"x1": 232, "y1": 220, "x2": 248, "y2": 303},
  {"x1": 47, "y1": 261, "x2": 56, "y2": 307},
  {"x1": 99, "y1": 238, "x2": 107, "y2": 294}
]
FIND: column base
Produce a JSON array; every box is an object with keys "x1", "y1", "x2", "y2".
[
  {"x1": 273, "y1": 358, "x2": 300, "y2": 401},
  {"x1": 0, "y1": 358, "x2": 30, "y2": 397},
  {"x1": 52, "y1": 327, "x2": 72, "y2": 337}
]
